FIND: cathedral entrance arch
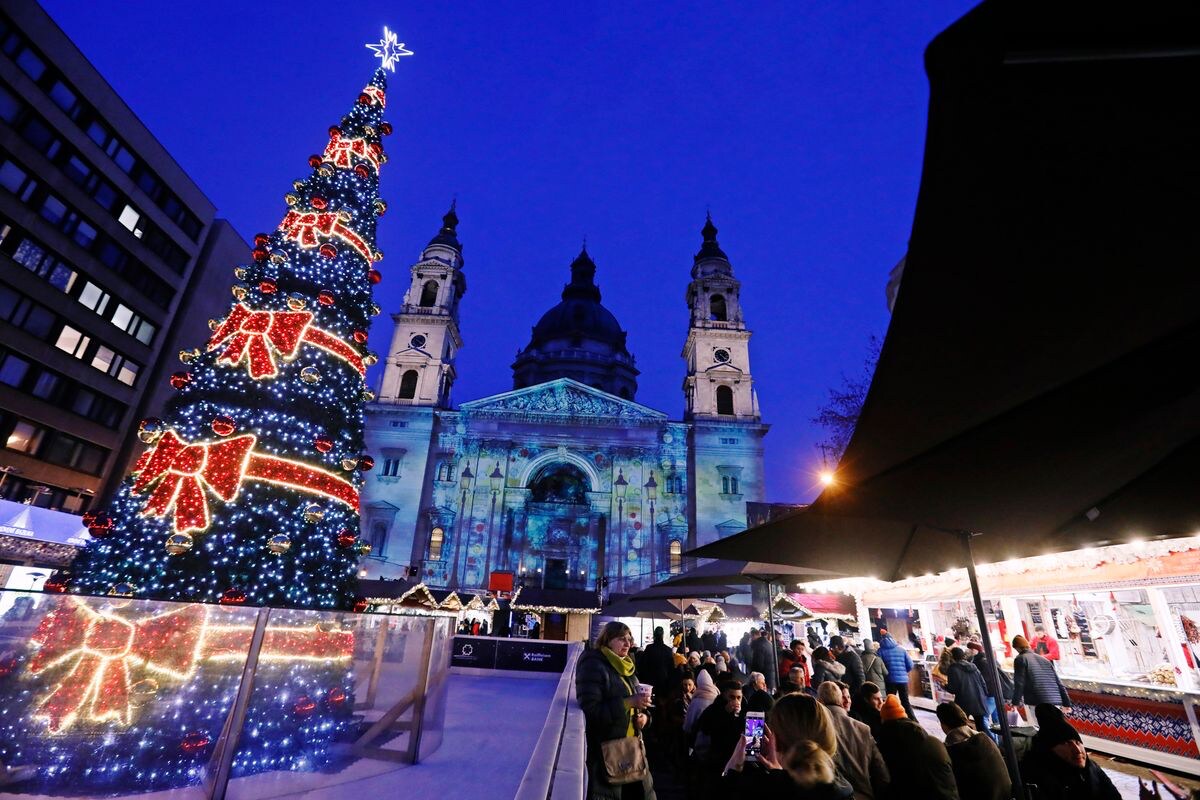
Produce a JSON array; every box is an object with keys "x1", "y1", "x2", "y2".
[{"x1": 516, "y1": 460, "x2": 599, "y2": 591}]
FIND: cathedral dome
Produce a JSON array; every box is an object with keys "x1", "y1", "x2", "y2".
[{"x1": 513, "y1": 246, "x2": 639, "y2": 399}]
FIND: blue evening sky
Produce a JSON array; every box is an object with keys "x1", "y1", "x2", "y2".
[{"x1": 42, "y1": 1, "x2": 976, "y2": 502}]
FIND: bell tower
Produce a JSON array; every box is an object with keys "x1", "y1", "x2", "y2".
[
  {"x1": 379, "y1": 203, "x2": 466, "y2": 407},
  {"x1": 682, "y1": 214, "x2": 760, "y2": 421}
]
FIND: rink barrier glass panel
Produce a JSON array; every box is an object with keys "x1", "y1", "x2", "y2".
[{"x1": 0, "y1": 590, "x2": 453, "y2": 799}]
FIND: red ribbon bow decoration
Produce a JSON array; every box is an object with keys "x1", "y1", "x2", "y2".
[
  {"x1": 279, "y1": 210, "x2": 374, "y2": 262},
  {"x1": 28, "y1": 600, "x2": 206, "y2": 732},
  {"x1": 324, "y1": 129, "x2": 382, "y2": 173},
  {"x1": 133, "y1": 430, "x2": 256, "y2": 534},
  {"x1": 361, "y1": 84, "x2": 386, "y2": 107},
  {"x1": 208, "y1": 304, "x2": 313, "y2": 379}
]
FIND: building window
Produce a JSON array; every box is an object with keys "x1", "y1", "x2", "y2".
[
  {"x1": 669, "y1": 540, "x2": 682, "y2": 574},
  {"x1": 0, "y1": 352, "x2": 29, "y2": 387},
  {"x1": 436, "y1": 461, "x2": 452, "y2": 482},
  {"x1": 78, "y1": 281, "x2": 110, "y2": 315},
  {"x1": 418, "y1": 280, "x2": 439, "y2": 307},
  {"x1": 398, "y1": 369, "x2": 418, "y2": 399},
  {"x1": 369, "y1": 521, "x2": 388, "y2": 556},
  {"x1": 730, "y1": 476, "x2": 739, "y2": 494},
  {"x1": 5, "y1": 420, "x2": 43, "y2": 454},
  {"x1": 709, "y1": 294, "x2": 727, "y2": 321},
  {"x1": 722, "y1": 476, "x2": 730, "y2": 494},
  {"x1": 381, "y1": 458, "x2": 401, "y2": 478},
  {"x1": 428, "y1": 526, "x2": 444, "y2": 561},
  {"x1": 716, "y1": 385, "x2": 734, "y2": 415},
  {"x1": 55, "y1": 325, "x2": 90, "y2": 358}
]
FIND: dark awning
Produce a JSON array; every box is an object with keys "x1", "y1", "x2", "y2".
[{"x1": 693, "y1": 1, "x2": 1200, "y2": 580}]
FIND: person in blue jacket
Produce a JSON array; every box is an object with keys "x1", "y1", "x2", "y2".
[{"x1": 877, "y1": 632, "x2": 916, "y2": 720}]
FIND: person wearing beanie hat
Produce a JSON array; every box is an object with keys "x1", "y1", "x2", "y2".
[
  {"x1": 879, "y1": 694, "x2": 907, "y2": 722},
  {"x1": 936, "y1": 702, "x2": 1011, "y2": 800},
  {"x1": 1021, "y1": 704, "x2": 1120, "y2": 799},
  {"x1": 877, "y1": 694, "x2": 958, "y2": 799}
]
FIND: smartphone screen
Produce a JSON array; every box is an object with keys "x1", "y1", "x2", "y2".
[{"x1": 744, "y1": 712, "x2": 765, "y2": 761}]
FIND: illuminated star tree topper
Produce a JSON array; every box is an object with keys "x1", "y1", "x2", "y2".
[{"x1": 366, "y1": 26, "x2": 414, "y2": 72}]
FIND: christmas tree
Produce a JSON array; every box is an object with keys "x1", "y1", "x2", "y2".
[
  {"x1": 69, "y1": 69, "x2": 398, "y2": 610},
  {"x1": 0, "y1": 34, "x2": 413, "y2": 791}
]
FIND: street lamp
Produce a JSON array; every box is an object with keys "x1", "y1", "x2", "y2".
[
  {"x1": 614, "y1": 469, "x2": 628, "y2": 586},
  {"x1": 450, "y1": 464, "x2": 474, "y2": 588},
  {"x1": 644, "y1": 471, "x2": 658, "y2": 580},
  {"x1": 485, "y1": 463, "x2": 503, "y2": 578}
]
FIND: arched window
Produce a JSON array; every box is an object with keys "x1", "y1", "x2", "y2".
[
  {"x1": 716, "y1": 385, "x2": 734, "y2": 415},
  {"x1": 399, "y1": 369, "x2": 418, "y2": 399},
  {"x1": 709, "y1": 294, "x2": 727, "y2": 321},
  {"x1": 435, "y1": 461, "x2": 452, "y2": 482},
  {"x1": 419, "y1": 280, "x2": 439, "y2": 307},
  {"x1": 428, "y1": 526, "x2": 444, "y2": 561},
  {"x1": 528, "y1": 462, "x2": 590, "y2": 505},
  {"x1": 669, "y1": 540, "x2": 682, "y2": 574},
  {"x1": 370, "y1": 521, "x2": 388, "y2": 555}
]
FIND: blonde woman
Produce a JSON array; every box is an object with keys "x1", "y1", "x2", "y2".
[
  {"x1": 576, "y1": 621, "x2": 656, "y2": 799},
  {"x1": 722, "y1": 692, "x2": 853, "y2": 798}
]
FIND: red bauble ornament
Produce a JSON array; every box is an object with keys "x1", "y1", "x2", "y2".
[
  {"x1": 318, "y1": 289, "x2": 335, "y2": 306},
  {"x1": 253, "y1": 232, "x2": 270, "y2": 247},
  {"x1": 368, "y1": 142, "x2": 383, "y2": 161},
  {"x1": 354, "y1": 164, "x2": 370, "y2": 179},
  {"x1": 294, "y1": 696, "x2": 317, "y2": 717},
  {"x1": 367, "y1": 269, "x2": 382, "y2": 285},
  {"x1": 43, "y1": 578, "x2": 68, "y2": 594},
  {"x1": 251, "y1": 248, "x2": 269, "y2": 262},
  {"x1": 379, "y1": 122, "x2": 394, "y2": 136},
  {"x1": 319, "y1": 243, "x2": 338, "y2": 259},
  {"x1": 336, "y1": 530, "x2": 357, "y2": 548},
  {"x1": 220, "y1": 588, "x2": 247, "y2": 606},
  {"x1": 352, "y1": 329, "x2": 368, "y2": 344},
  {"x1": 357, "y1": 93, "x2": 372, "y2": 105},
  {"x1": 308, "y1": 154, "x2": 323, "y2": 168},
  {"x1": 328, "y1": 125, "x2": 341, "y2": 138},
  {"x1": 170, "y1": 371, "x2": 192, "y2": 389},
  {"x1": 328, "y1": 686, "x2": 348, "y2": 706},
  {"x1": 211, "y1": 416, "x2": 236, "y2": 436},
  {"x1": 88, "y1": 513, "x2": 113, "y2": 536},
  {"x1": 181, "y1": 731, "x2": 211, "y2": 754},
  {"x1": 358, "y1": 455, "x2": 375, "y2": 472},
  {"x1": 314, "y1": 435, "x2": 334, "y2": 453},
  {"x1": 259, "y1": 279, "x2": 277, "y2": 294},
  {"x1": 82, "y1": 511, "x2": 98, "y2": 527},
  {"x1": 351, "y1": 598, "x2": 369, "y2": 614},
  {"x1": 310, "y1": 196, "x2": 328, "y2": 210}
]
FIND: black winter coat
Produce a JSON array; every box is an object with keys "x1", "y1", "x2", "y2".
[
  {"x1": 638, "y1": 641, "x2": 675, "y2": 694},
  {"x1": 946, "y1": 731, "x2": 1012, "y2": 800},
  {"x1": 575, "y1": 649, "x2": 655, "y2": 800},
  {"x1": 946, "y1": 660, "x2": 989, "y2": 717},
  {"x1": 877, "y1": 719, "x2": 960, "y2": 800},
  {"x1": 1020, "y1": 749, "x2": 1120, "y2": 800},
  {"x1": 835, "y1": 649, "x2": 866, "y2": 693}
]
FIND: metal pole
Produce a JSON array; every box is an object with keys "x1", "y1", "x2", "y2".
[
  {"x1": 762, "y1": 578, "x2": 780, "y2": 691},
  {"x1": 207, "y1": 607, "x2": 270, "y2": 800},
  {"x1": 961, "y1": 531, "x2": 1026, "y2": 800},
  {"x1": 451, "y1": 487, "x2": 466, "y2": 589},
  {"x1": 617, "y1": 498, "x2": 624, "y2": 587}
]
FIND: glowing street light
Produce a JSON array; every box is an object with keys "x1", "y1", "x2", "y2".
[{"x1": 819, "y1": 470, "x2": 836, "y2": 487}]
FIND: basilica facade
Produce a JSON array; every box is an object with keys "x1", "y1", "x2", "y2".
[{"x1": 360, "y1": 206, "x2": 768, "y2": 593}]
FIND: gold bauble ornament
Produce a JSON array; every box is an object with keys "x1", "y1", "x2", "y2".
[
  {"x1": 179, "y1": 348, "x2": 200, "y2": 364},
  {"x1": 267, "y1": 533, "x2": 293, "y2": 554},
  {"x1": 231, "y1": 283, "x2": 248, "y2": 300},
  {"x1": 137, "y1": 418, "x2": 165, "y2": 444},
  {"x1": 300, "y1": 366, "x2": 321, "y2": 384},
  {"x1": 287, "y1": 293, "x2": 307, "y2": 311},
  {"x1": 208, "y1": 318, "x2": 221, "y2": 331},
  {"x1": 364, "y1": 124, "x2": 377, "y2": 137},
  {"x1": 362, "y1": 389, "x2": 376, "y2": 402},
  {"x1": 337, "y1": 209, "x2": 352, "y2": 223},
  {"x1": 370, "y1": 303, "x2": 382, "y2": 317},
  {"x1": 270, "y1": 251, "x2": 287, "y2": 264},
  {"x1": 341, "y1": 457, "x2": 359, "y2": 471},
  {"x1": 362, "y1": 351, "x2": 379, "y2": 367},
  {"x1": 356, "y1": 542, "x2": 373, "y2": 556},
  {"x1": 292, "y1": 180, "x2": 305, "y2": 191},
  {"x1": 108, "y1": 582, "x2": 136, "y2": 598},
  {"x1": 130, "y1": 678, "x2": 159, "y2": 705},
  {"x1": 302, "y1": 504, "x2": 325, "y2": 524},
  {"x1": 165, "y1": 532, "x2": 194, "y2": 556},
  {"x1": 285, "y1": 192, "x2": 299, "y2": 206},
  {"x1": 234, "y1": 267, "x2": 248, "y2": 280}
]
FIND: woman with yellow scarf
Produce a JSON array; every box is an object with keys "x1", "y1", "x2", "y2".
[{"x1": 577, "y1": 621, "x2": 657, "y2": 799}]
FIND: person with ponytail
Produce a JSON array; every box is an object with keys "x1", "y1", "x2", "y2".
[
  {"x1": 721, "y1": 692, "x2": 854, "y2": 798},
  {"x1": 577, "y1": 621, "x2": 657, "y2": 799}
]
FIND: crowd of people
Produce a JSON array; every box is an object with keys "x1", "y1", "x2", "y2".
[{"x1": 577, "y1": 620, "x2": 1134, "y2": 799}]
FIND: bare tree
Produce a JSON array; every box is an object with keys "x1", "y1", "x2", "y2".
[{"x1": 813, "y1": 334, "x2": 882, "y2": 464}]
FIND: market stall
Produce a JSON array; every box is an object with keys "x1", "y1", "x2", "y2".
[{"x1": 829, "y1": 538, "x2": 1200, "y2": 774}]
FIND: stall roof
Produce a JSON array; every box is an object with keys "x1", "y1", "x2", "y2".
[
  {"x1": 775, "y1": 592, "x2": 857, "y2": 621},
  {"x1": 511, "y1": 587, "x2": 600, "y2": 614}
]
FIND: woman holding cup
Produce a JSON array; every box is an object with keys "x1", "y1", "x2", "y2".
[{"x1": 577, "y1": 621, "x2": 657, "y2": 799}]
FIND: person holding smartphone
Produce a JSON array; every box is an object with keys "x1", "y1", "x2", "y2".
[
  {"x1": 695, "y1": 677, "x2": 746, "y2": 773},
  {"x1": 722, "y1": 693, "x2": 853, "y2": 798}
]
